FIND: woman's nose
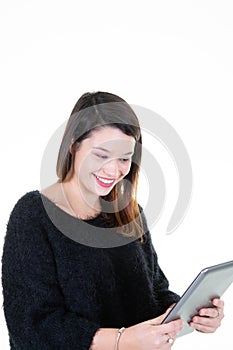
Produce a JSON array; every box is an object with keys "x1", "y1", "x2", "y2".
[{"x1": 102, "y1": 159, "x2": 120, "y2": 177}]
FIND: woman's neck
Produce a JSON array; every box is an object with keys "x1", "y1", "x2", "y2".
[{"x1": 61, "y1": 179, "x2": 101, "y2": 220}]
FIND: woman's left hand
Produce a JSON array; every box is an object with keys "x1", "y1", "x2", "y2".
[{"x1": 189, "y1": 298, "x2": 224, "y2": 333}]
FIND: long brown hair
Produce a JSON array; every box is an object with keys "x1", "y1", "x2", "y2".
[{"x1": 56, "y1": 92, "x2": 145, "y2": 242}]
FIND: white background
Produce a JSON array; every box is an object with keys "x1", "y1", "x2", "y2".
[{"x1": 1, "y1": 0, "x2": 233, "y2": 349}]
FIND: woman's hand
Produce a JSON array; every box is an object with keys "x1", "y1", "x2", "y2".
[
  {"x1": 189, "y1": 298, "x2": 224, "y2": 333},
  {"x1": 120, "y1": 307, "x2": 184, "y2": 350}
]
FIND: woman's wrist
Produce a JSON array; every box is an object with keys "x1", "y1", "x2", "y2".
[
  {"x1": 90, "y1": 327, "x2": 131, "y2": 350},
  {"x1": 90, "y1": 328, "x2": 119, "y2": 350},
  {"x1": 116, "y1": 327, "x2": 132, "y2": 350},
  {"x1": 115, "y1": 327, "x2": 125, "y2": 350}
]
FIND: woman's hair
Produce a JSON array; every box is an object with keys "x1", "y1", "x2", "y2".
[{"x1": 56, "y1": 91, "x2": 145, "y2": 242}]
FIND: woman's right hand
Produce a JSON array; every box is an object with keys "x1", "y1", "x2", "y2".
[{"x1": 120, "y1": 308, "x2": 184, "y2": 350}]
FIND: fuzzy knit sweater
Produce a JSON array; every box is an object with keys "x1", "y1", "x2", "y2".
[{"x1": 1, "y1": 191, "x2": 180, "y2": 350}]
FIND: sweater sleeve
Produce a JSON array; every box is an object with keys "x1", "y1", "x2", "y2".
[
  {"x1": 140, "y1": 209, "x2": 180, "y2": 313},
  {"x1": 1, "y1": 195, "x2": 100, "y2": 350},
  {"x1": 151, "y1": 246, "x2": 180, "y2": 312}
]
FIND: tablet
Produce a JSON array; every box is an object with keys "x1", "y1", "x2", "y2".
[{"x1": 161, "y1": 260, "x2": 233, "y2": 337}]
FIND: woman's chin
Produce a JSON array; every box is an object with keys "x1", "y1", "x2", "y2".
[{"x1": 95, "y1": 186, "x2": 113, "y2": 197}]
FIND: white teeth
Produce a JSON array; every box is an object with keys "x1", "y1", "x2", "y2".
[{"x1": 96, "y1": 175, "x2": 114, "y2": 184}]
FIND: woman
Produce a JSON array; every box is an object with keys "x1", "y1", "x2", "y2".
[{"x1": 2, "y1": 92, "x2": 224, "y2": 350}]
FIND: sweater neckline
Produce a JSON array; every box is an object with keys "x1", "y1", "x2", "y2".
[
  {"x1": 29, "y1": 190, "x2": 140, "y2": 248},
  {"x1": 35, "y1": 190, "x2": 103, "y2": 224}
]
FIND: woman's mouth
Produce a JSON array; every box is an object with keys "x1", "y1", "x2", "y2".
[{"x1": 94, "y1": 174, "x2": 115, "y2": 188}]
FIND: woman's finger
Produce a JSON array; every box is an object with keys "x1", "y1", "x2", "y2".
[
  {"x1": 190, "y1": 321, "x2": 216, "y2": 333},
  {"x1": 198, "y1": 307, "x2": 220, "y2": 318},
  {"x1": 212, "y1": 298, "x2": 224, "y2": 309},
  {"x1": 159, "y1": 319, "x2": 184, "y2": 336},
  {"x1": 161, "y1": 332, "x2": 176, "y2": 345},
  {"x1": 191, "y1": 315, "x2": 220, "y2": 327}
]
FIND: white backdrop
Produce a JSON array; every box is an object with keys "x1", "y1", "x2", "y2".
[{"x1": 1, "y1": 1, "x2": 233, "y2": 349}]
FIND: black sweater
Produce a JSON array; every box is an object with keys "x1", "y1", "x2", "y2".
[{"x1": 1, "y1": 191, "x2": 180, "y2": 350}]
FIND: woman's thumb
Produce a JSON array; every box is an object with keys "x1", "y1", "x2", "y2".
[
  {"x1": 147, "y1": 304, "x2": 176, "y2": 325},
  {"x1": 166, "y1": 303, "x2": 176, "y2": 314}
]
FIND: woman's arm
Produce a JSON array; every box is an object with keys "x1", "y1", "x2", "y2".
[
  {"x1": 90, "y1": 328, "x2": 119, "y2": 350},
  {"x1": 140, "y1": 213, "x2": 180, "y2": 312},
  {"x1": 1, "y1": 198, "x2": 100, "y2": 350},
  {"x1": 90, "y1": 313, "x2": 183, "y2": 350}
]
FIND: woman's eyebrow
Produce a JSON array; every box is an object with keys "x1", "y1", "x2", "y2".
[{"x1": 92, "y1": 147, "x2": 133, "y2": 155}]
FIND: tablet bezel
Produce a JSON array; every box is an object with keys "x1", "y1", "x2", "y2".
[{"x1": 161, "y1": 260, "x2": 233, "y2": 337}]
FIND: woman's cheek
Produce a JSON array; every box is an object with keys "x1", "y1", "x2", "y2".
[{"x1": 120, "y1": 163, "x2": 131, "y2": 178}]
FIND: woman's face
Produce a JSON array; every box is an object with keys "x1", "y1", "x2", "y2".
[{"x1": 71, "y1": 126, "x2": 136, "y2": 199}]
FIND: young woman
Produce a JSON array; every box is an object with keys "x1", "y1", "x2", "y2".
[{"x1": 2, "y1": 92, "x2": 224, "y2": 350}]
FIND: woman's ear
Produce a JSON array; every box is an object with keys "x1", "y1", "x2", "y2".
[
  {"x1": 70, "y1": 138, "x2": 75, "y2": 154},
  {"x1": 70, "y1": 139, "x2": 80, "y2": 155}
]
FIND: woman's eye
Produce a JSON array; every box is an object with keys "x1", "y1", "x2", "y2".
[
  {"x1": 95, "y1": 153, "x2": 108, "y2": 159},
  {"x1": 119, "y1": 158, "x2": 131, "y2": 163}
]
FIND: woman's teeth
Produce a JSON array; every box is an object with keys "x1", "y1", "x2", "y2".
[{"x1": 95, "y1": 175, "x2": 114, "y2": 184}]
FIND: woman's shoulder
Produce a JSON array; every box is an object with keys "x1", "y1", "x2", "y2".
[
  {"x1": 8, "y1": 184, "x2": 66, "y2": 229},
  {"x1": 8, "y1": 190, "x2": 43, "y2": 224},
  {"x1": 13, "y1": 190, "x2": 41, "y2": 208},
  {"x1": 11, "y1": 183, "x2": 61, "y2": 216}
]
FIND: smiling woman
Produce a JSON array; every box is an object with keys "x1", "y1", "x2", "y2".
[
  {"x1": 1, "y1": 91, "x2": 224, "y2": 350},
  {"x1": 49, "y1": 92, "x2": 144, "y2": 239},
  {"x1": 56, "y1": 127, "x2": 138, "y2": 231}
]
